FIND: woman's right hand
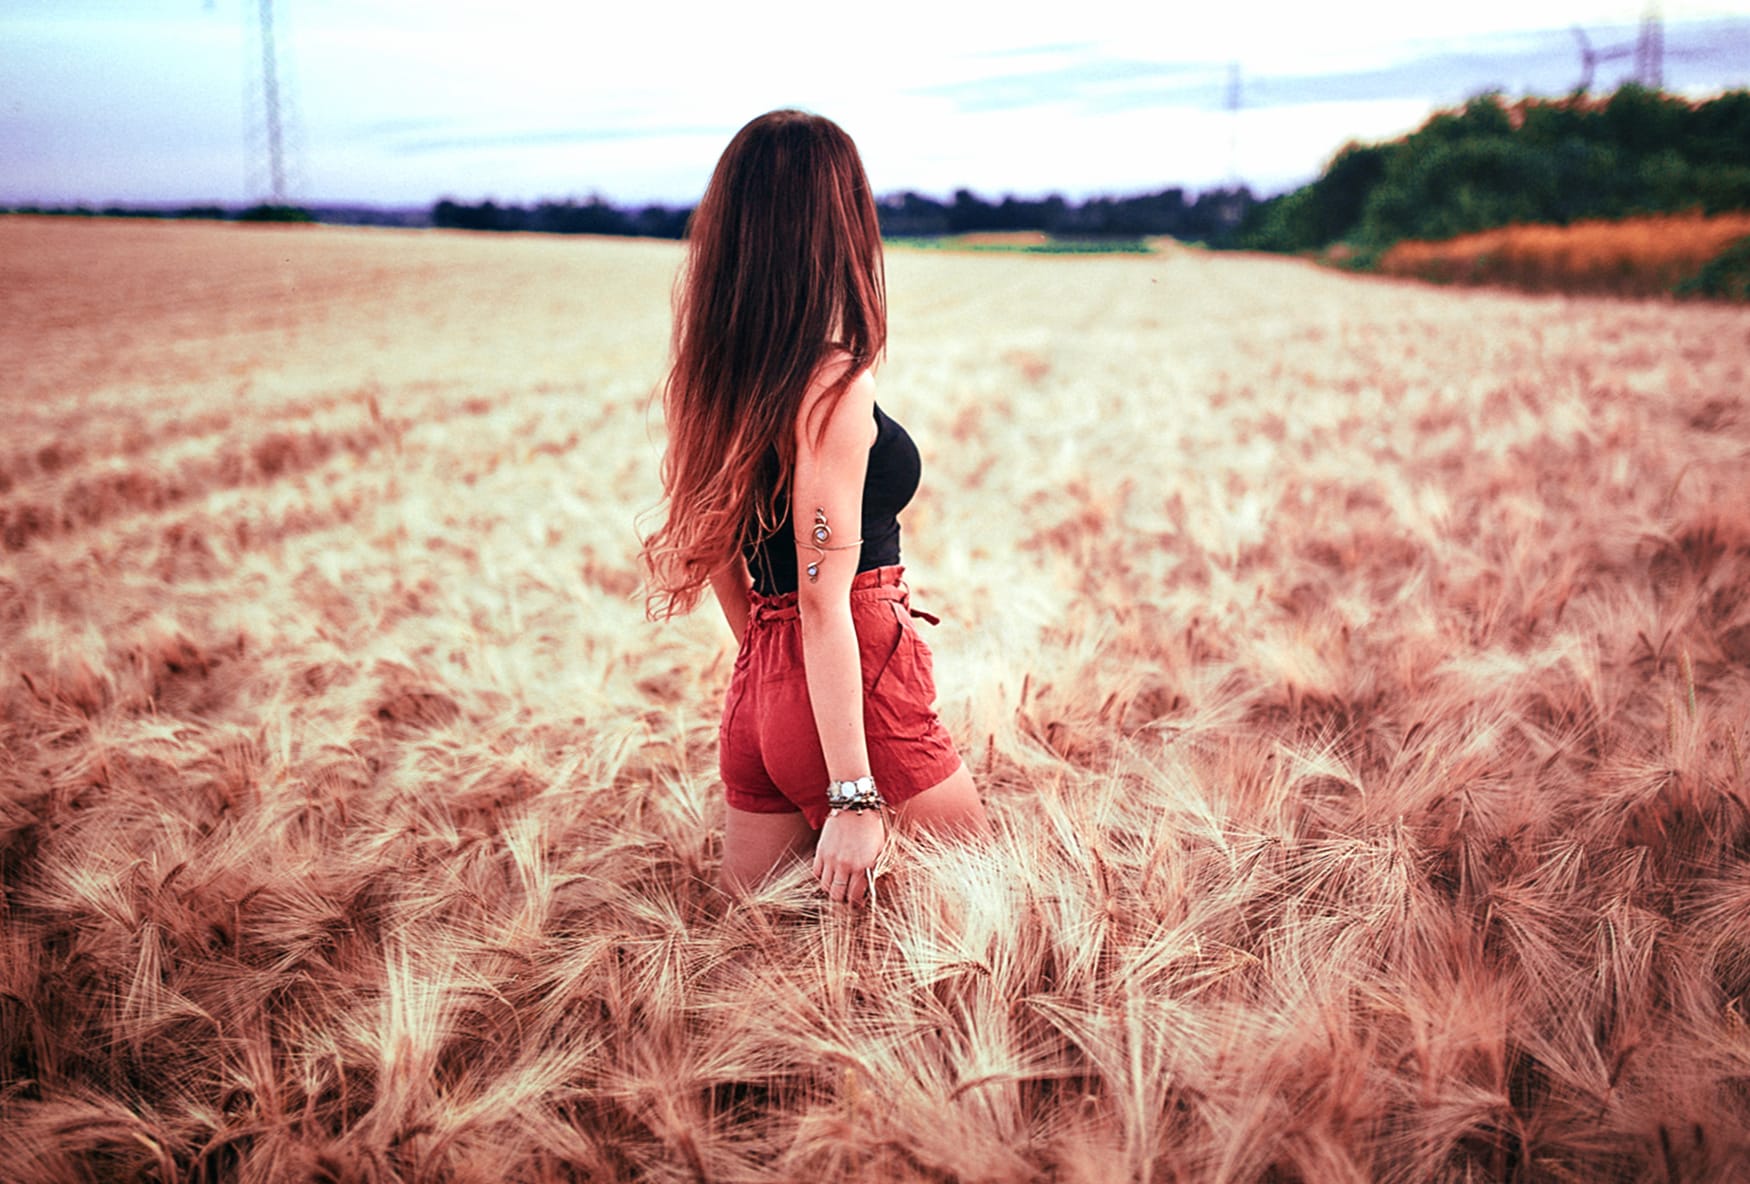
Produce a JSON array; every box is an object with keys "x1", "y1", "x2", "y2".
[{"x1": 812, "y1": 809, "x2": 887, "y2": 904}]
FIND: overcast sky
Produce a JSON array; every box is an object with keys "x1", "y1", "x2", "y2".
[{"x1": 3, "y1": 0, "x2": 1748, "y2": 208}]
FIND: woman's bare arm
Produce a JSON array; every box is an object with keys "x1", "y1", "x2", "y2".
[
  {"x1": 793, "y1": 365, "x2": 874, "y2": 784},
  {"x1": 708, "y1": 555, "x2": 752, "y2": 646},
  {"x1": 791, "y1": 362, "x2": 885, "y2": 903}
]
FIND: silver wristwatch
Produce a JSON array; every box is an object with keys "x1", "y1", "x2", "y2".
[{"x1": 826, "y1": 775, "x2": 885, "y2": 812}]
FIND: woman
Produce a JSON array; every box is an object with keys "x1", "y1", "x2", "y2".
[{"x1": 641, "y1": 110, "x2": 990, "y2": 905}]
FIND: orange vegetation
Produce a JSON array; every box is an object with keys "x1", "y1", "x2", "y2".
[
  {"x1": 1378, "y1": 211, "x2": 1750, "y2": 297},
  {"x1": 4, "y1": 216, "x2": 1750, "y2": 1180}
]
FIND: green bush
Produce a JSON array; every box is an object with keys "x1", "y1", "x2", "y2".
[
  {"x1": 235, "y1": 204, "x2": 315, "y2": 224},
  {"x1": 1255, "y1": 86, "x2": 1750, "y2": 258},
  {"x1": 1675, "y1": 235, "x2": 1750, "y2": 301}
]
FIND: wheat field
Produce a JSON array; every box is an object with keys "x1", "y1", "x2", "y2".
[{"x1": 3, "y1": 215, "x2": 1749, "y2": 1182}]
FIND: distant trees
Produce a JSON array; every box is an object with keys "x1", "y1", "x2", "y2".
[
  {"x1": 4, "y1": 204, "x2": 236, "y2": 221},
  {"x1": 430, "y1": 198, "x2": 688, "y2": 237},
  {"x1": 235, "y1": 204, "x2": 315, "y2": 223},
  {"x1": 429, "y1": 186, "x2": 1260, "y2": 245},
  {"x1": 878, "y1": 186, "x2": 1256, "y2": 243},
  {"x1": 3, "y1": 204, "x2": 334, "y2": 224},
  {"x1": 1243, "y1": 85, "x2": 1750, "y2": 256},
  {"x1": 8, "y1": 187, "x2": 1260, "y2": 244}
]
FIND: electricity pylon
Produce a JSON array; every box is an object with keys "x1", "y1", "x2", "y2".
[
  {"x1": 1572, "y1": 2, "x2": 1665, "y2": 93},
  {"x1": 243, "y1": 0, "x2": 300, "y2": 204}
]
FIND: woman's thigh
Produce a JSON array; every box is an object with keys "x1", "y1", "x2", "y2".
[
  {"x1": 720, "y1": 805, "x2": 818, "y2": 892},
  {"x1": 895, "y1": 762, "x2": 992, "y2": 841}
]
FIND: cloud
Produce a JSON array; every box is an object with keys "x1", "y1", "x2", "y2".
[
  {"x1": 913, "y1": 17, "x2": 1750, "y2": 122},
  {"x1": 381, "y1": 124, "x2": 732, "y2": 156},
  {"x1": 918, "y1": 59, "x2": 1225, "y2": 114}
]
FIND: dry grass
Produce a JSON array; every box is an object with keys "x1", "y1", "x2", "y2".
[
  {"x1": 3, "y1": 214, "x2": 1750, "y2": 1182},
  {"x1": 1377, "y1": 212, "x2": 1750, "y2": 298}
]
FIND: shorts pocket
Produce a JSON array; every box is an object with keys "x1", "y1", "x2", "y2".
[
  {"x1": 859, "y1": 600, "x2": 913, "y2": 693},
  {"x1": 867, "y1": 602, "x2": 947, "y2": 742},
  {"x1": 719, "y1": 664, "x2": 750, "y2": 744},
  {"x1": 909, "y1": 623, "x2": 938, "y2": 701}
]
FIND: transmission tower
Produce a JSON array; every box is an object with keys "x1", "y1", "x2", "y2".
[
  {"x1": 243, "y1": 0, "x2": 301, "y2": 204},
  {"x1": 1635, "y1": 1, "x2": 1665, "y2": 89},
  {"x1": 1571, "y1": 26, "x2": 1632, "y2": 93},
  {"x1": 1572, "y1": 2, "x2": 1665, "y2": 92},
  {"x1": 1225, "y1": 61, "x2": 1242, "y2": 185}
]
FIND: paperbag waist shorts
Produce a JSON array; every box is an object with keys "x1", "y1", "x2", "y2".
[{"x1": 719, "y1": 565, "x2": 963, "y2": 829}]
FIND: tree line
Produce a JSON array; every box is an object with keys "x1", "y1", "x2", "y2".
[
  {"x1": 429, "y1": 187, "x2": 1261, "y2": 245},
  {"x1": 1240, "y1": 84, "x2": 1750, "y2": 257},
  {"x1": 430, "y1": 198, "x2": 690, "y2": 238},
  {"x1": 5, "y1": 191, "x2": 1258, "y2": 243}
]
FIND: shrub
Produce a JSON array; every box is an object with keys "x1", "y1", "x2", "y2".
[
  {"x1": 1676, "y1": 234, "x2": 1750, "y2": 301},
  {"x1": 235, "y1": 204, "x2": 315, "y2": 224}
]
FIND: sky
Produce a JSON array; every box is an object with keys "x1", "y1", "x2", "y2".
[{"x1": 3, "y1": 0, "x2": 1749, "y2": 209}]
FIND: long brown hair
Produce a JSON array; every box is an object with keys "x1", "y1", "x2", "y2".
[{"x1": 640, "y1": 110, "x2": 887, "y2": 620}]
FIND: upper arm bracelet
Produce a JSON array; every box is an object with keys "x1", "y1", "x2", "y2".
[{"x1": 795, "y1": 507, "x2": 862, "y2": 584}]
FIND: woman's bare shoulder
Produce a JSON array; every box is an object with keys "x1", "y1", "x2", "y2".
[
  {"x1": 799, "y1": 350, "x2": 875, "y2": 440},
  {"x1": 809, "y1": 346, "x2": 872, "y2": 395}
]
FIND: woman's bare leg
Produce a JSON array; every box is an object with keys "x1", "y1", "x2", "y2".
[
  {"x1": 721, "y1": 806, "x2": 818, "y2": 893},
  {"x1": 895, "y1": 762, "x2": 992, "y2": 840}
]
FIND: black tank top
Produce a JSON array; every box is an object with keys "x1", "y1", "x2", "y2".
[{"x1": 746, "y1": 403, "x2": 921, "y2": 596}]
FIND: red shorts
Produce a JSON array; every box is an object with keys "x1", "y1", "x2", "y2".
[{"x1": 719, "y1": 565, "x2": 963, "y2": 829}]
